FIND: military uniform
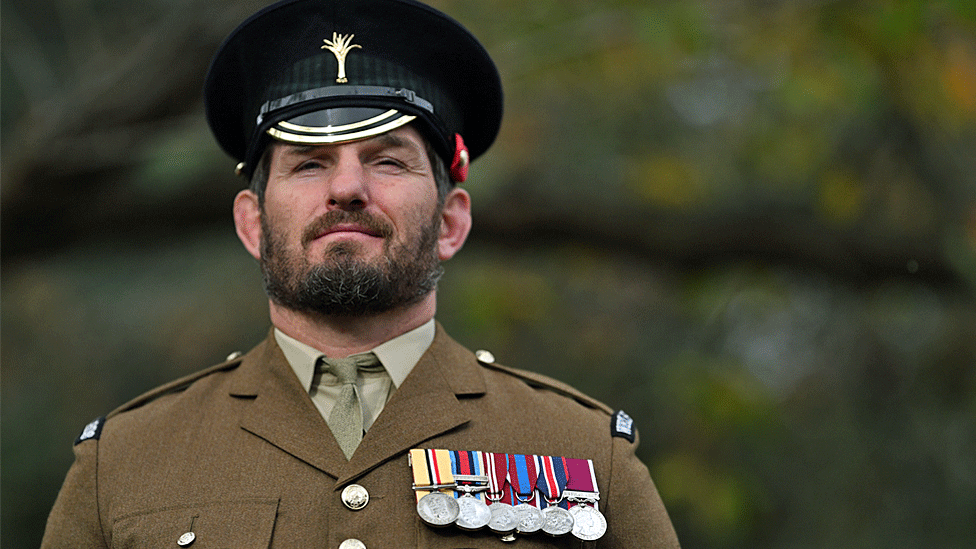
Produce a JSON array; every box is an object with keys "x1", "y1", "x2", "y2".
[
  {"x1": 44, "y1": 1, "x2": 680, "y2": 546},
  {"x1": 43, "y1": 325, "x2": 678, "y2": 548}
]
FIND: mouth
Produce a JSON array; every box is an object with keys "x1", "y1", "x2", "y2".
[
  {"x1": 319, "y1": 223, "x2": 383, "y2": 239},
  {"x1": 302, "y1": 212, "x2": 393, "y2": 247}
]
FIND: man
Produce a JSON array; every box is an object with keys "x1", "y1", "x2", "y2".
[{"x1": 42, "y1": 0, "x2": 680, "y2": 547}]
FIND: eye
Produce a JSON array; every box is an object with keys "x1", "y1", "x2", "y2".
[
  {"x1": 295, "y1": 160, "x2": 324, "y2": 172},
  {"x1": 372, "y1": 156, "x2": 408, "y2": 172}
]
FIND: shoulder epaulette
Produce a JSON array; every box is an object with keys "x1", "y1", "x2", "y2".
[
  {"x1": 106, "y1": 352, "x2": 245, "y2": 419},
  {"x1": 474, "y1": 350, "x2": 614, "y2": 416}
]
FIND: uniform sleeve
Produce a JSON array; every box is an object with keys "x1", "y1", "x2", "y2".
[
  {"x1": 41, "y1": 439, "x2": 109, "y2": 549},
  {"x1": 600, "y1": 432, "x2": 680, "y2": 548}
]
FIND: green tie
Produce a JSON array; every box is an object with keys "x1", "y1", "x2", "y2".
[{"x1": 320, "y1": 353, "x2": 380, "y2": 459}]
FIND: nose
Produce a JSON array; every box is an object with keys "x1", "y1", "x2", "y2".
[{"x1": 325, "y1": 153, "x2": 368, "y2": 211}]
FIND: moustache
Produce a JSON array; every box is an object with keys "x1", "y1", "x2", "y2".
[{"x1": 301, "y1": 210, "x2": 394, "y2": 248}]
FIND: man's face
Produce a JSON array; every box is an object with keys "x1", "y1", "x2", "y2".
[{"x1": 255, "y1": 125, "x2": 446, "y2": 316}]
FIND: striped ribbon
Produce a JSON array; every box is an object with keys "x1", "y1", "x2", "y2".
[
  {"x1": 535, "y1": 454, "x2": 571, "y2": 509},
  {"x1": 451, "y1": 450, "x2": 486, "y2": 501},
  {"x1": 482, "y1": 452, "x2": 511, "y2": 504},
  {"x1": 409, "y1": 448, "x2": 454, "y2": 503},
  {"x1": 508, "y1": 453, "x2": 541, "y2": 507}
]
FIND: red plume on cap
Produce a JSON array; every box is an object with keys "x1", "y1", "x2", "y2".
[{"x1": 450, "y1": 133, "x2": 470, "y2": 182}]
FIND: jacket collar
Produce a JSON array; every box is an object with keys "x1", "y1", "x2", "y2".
[{"x1": 227, "y1": 322, "x2": 486, "y2": 485}]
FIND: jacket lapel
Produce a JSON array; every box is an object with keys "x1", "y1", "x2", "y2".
[
  {"x1": 226, "y1": 325, "x2": 487, "y2": 486},
  {"x1": 229, "y1": 333, "x2": 349, "y2": 477},
  {"x1": 336, "y1": 324, "x2": 486, "y2": 486}
]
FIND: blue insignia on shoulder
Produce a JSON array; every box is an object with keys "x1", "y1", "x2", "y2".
[
  {"x1": 75, "y1": 417, "x2": 105, "y2": 445},
  {"x1": 611, "y1": 410, "x2": 635, "y2": 442}
]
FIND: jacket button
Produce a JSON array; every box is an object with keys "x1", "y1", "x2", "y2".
[
  {"x1": 338, "y1": 539, "x2": 366, "y2": 549},
  {"x1": 177, "y1": 531, "x2": 196, "y2": 546},
  {"x1": 475, "y1": 349, "x2": 495, "y2": 364},
  {"x1": 341, "y1": 484, "x2": 369, "y2": 510}
]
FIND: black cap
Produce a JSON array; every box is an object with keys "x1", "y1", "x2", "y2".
[{"x1": 204, "y1": 0, "x2": 503, "y2": 181}]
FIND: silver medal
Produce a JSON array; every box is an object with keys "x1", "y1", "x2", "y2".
[
  {"x1": 455, "y1": 495, "x2": 492, "y2": 531},
  {"x1": 487, "y1": 502, "x2": 518, "y2": 534},
  {"x1": 569, "y1": 504, "x2": 607, "y2": 541},
  {"x1": 416, "y1": 491, "x2": 459, "y2": 527},
  {"x1": 513, "y1": 503, "x2": 546, "y2": 535},
  {"x1": 541, "y1": 505, "x2": 575, "y2": 537}
]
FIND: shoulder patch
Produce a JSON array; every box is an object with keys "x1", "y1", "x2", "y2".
[
  {"x1": 611, "y1": 410, "x2": 636, "y2": 442},
  {"x1": 75, "y1": 416, "x2": 105, "y2": 445}
]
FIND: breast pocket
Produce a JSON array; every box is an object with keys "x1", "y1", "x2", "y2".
[{"x1": 112, "y1": 498, "x2": 279, "y2": 549}]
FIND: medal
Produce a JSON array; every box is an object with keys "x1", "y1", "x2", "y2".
[
  {"x1": 569, "y1": 504, "x2": 607, "y2": 541},
  {"x1": 509, "y1": 454, "x2": 545, "y2": 535},
  {"x1": 455, "y1": 492, "x2": 492, "y2": 530},
  {"x1": 451, "y1": 451, "x2": 491, "y2": 531},
  {"x1": 542, "y1": 505, "x2": 575, "y2": 536},
  {"x1": 409, "y1": 449, "x2": 459, "y2": 526},
  {"x1": 512, "y1": 502, "x2": 546, "y2": 535},
  {"x1": 417, "y1": 492, "x2": 460, "y2": 527},
  {"x1": 564, "y1": 458, "x2": 607, "y2": 541},
  {"x1": 483, "y1": 452, "x2": 518, "y2": 535},
  {"x1": 536, "y1": 455, "x2": 574, "y2": 537},
  {"x1": 488, "y1": 503, "x2": 518, "y2": 534}
]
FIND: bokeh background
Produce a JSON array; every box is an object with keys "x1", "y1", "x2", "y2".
[{"x1": 3, "y1": 0, "x2": 975, "y2": 547}]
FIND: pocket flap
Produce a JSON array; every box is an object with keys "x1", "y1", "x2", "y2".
[{"x1": 112, "y1": 498, "x2": 279, "y2": 548}]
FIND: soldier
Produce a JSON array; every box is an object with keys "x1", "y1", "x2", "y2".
[{"x1": 42, "y1": 0, "x2": 680, "y2": 547}]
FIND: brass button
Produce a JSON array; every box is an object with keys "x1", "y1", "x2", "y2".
[
  {"x1": 338, "y1": 539, "x2": 366, "y2": 549},
  {"x1": 475, "y1": 350, "x2": 495, "y2": 364},
  {"x1": 341, "y1": 484, "x2": 369, "y2": 511},
  {"x1": 177, "y1": 531, "x2": 196, "y2": 546}
]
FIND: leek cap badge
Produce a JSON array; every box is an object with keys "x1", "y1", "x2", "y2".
[{"x1": 322, "y1": 32, "x2": 361, "y2": 83}]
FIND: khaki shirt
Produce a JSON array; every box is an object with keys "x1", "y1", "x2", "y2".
[
  {"x1": 275, "y1": 319, "x2": 435, "y2": 430},
  {"x1": 42, "y1": 324, "x2": 680, "y2": 548}
]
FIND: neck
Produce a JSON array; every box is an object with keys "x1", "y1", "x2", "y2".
[{"x1": 269, "y1": 293, "x2": 436, "y2": 357}]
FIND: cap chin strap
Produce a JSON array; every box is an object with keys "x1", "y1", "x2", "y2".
[{"x1": 267, "y1": 112, "x2": 417, "y2": 144}]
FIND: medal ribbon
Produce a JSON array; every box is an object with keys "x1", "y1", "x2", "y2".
[
  {"x1": 563, "y1": 457, "x2": 600, "y2": 510},
  {"x1": 450, "y1": 450, "x2": 486, "y2": 501},
  {"x1": 535, "y1": 454, "x2": 571, "y2": 509},
  {"x1": 410, "y1": 448, "x2": 455, "y2": 503},
  {"x1": 508, "y1": 453, "x2": 541, "y2": 507},
  {"x1": 482, "y1": 452, "x2": 512, "y2": 505}
]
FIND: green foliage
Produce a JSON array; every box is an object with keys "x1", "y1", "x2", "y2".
[{"x1": 3, "y1": 0, "x2": 975, "y2": 548}]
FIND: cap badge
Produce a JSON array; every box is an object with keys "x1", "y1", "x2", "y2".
[{"x1": 321, "y1": 32, "x2": 362, "y2": 83}]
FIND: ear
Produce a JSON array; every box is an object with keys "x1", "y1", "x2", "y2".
[
  {"x1": 234, "y1": 189, "x2": 263, "y2": 260},
  {"x1": 437, "y1": 187, "x2": 472, "y2": 261}
]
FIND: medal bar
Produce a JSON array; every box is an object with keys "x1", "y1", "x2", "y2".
[{"x1": 408, "y1": 449, "x2": 605, "y2": 540}]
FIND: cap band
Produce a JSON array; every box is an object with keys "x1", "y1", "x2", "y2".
[{"x1": 257, "y1": 85, "x2": 434, "y2": 126}]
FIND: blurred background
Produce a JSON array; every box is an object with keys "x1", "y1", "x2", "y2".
[{"x1": 3, "y1": 0, "x2": 975, "y2": 547}]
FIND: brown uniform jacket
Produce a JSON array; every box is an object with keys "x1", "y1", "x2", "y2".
[{"x1": 43, "y1": 324, "x2": 679, "y2": 548}]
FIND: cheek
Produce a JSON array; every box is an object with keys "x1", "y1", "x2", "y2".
[
  {"x1": 261, "y1": 203, "x2": 303, "y2": 247},
  {"x1": 397, "y1": 201, "x2": 439, "y2": 241},
  {"x1": 373, "y1": 185, "x2": 436, "y2": 230}
]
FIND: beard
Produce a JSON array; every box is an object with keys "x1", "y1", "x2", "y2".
[{"x1": 259, "y1": 208, "x2": 444, "y2": 317}]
